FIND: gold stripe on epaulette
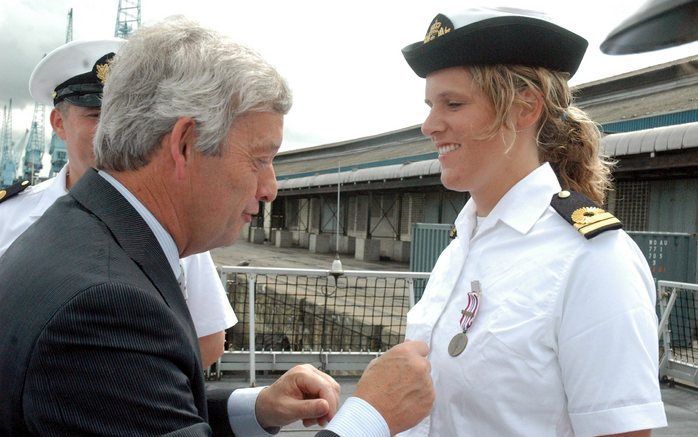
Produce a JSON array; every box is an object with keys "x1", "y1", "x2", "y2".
[{"x1": 578, "y1": 217, "x2": 622, "y2": 236}]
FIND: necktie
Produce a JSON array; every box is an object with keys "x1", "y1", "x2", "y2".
[{"x1": 177, "y1": 261, "x2": 188, "y2": 300}]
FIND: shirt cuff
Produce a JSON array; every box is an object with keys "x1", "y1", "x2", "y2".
[
  {"x1": 227, "y1": 387, "x2": 280, "y2": 436},
  {"x1": 570, "y1": 401, "x2": 667, "y2": 437},
  {"x1": 325, "y1": 396, "x2": 390, "y2": 437}
]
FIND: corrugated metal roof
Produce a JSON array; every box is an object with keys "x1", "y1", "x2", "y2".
[
  {"x1": 279, "y1": 122, "x2": 698, "y2": 190},
  {"x1": 602, "y1": 121, "x2": 698, "y2": 156},
  {"x1": 278, "y1": 159, "x2": 441, "y2": 190}
]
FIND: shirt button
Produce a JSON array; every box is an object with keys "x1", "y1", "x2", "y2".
[{"x1": 558, "y1": 190, "x2": 571, "y2": 198}]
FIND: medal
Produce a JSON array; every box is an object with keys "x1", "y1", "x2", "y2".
[
  {"x1": 448, "y1": 280, "x2": 482, "y2": 357},
  {"x1": 448, "y1": 332, "x2": 468, "y2": 356}
]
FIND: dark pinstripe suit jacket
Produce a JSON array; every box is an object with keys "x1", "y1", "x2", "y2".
[{"x1": 0, "y1": 169, "x2": 341, "y2": 436}]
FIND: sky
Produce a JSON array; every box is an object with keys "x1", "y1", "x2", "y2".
[{"x1": 1, "y1": 0, "x2": 697, "y2": 165}]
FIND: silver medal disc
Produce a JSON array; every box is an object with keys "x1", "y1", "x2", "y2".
[{"x1": 448, "y1": 332, "x2": 468, "y2": 357}]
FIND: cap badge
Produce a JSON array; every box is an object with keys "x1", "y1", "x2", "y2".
[
  {"x1": 423, "y1": 19, "x2": 452, "y2": 44},
  {"x1": 95, "y1": 62, "x2": 111, "y2": 84}
]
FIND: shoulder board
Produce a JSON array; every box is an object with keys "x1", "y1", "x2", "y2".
[
  {"x1": 550, "y1": 190, "x2": 622, "y2": 239},
  {"x1": 0, "y1": 180, "x2": 31, "y2": 205}
]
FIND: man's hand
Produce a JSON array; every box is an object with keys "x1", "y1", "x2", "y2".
[
  {"x1": 354, "y1": 340, "x2": 434, "y2": 435},
  {"x1": 255, "y1": 364, "x2": 341, "y2": 429}
]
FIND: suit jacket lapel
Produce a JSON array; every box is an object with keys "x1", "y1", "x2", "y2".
[{"x1": 69, "y1": 169, "x2": 198, "y2": 344}]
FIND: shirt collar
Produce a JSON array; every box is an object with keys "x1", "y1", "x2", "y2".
[
  {"x1": 30, "y1": 164, "x2": 71, "y2": 218},
  {"x1": 455, "y1": 162, "x2": 562, "y2": 238},
  {"x1": 97, "y1": 170, "x2": 181, "y2": 278}
]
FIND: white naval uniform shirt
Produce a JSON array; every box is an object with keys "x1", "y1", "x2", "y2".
[
  {"x1": 400, "y1": 163, "x2": 666, "y2": 437},
  {"x1": 0, "y1": 165, "x2": 237, "y2": 338}
]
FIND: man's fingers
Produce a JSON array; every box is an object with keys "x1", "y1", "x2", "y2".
[
  {"x1": 295, "y1": 368, "x2": 340, "y2": 418},
  {"x1": 292, "y1": 398, "x2": 330, "y2": 421},
  {"x1": 302, "y1": 416, "x2": 329, "y2": 428},
  {"x1": 400, "y1": 340, "x2": 430, "y2": 356}
]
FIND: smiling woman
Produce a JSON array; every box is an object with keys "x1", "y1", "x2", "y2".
[{"x1": 398, "y1": 7, "x2": 667, "y2": 437}]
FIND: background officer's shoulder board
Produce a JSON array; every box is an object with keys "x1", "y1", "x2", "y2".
[
  {"x1": 550, "y1": 190, "x2": 622, "y2": 239},
  {"x1": 0, "y1": 180, "x2": 31, "y2": 204}
]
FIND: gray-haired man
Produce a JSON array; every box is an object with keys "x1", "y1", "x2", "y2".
[{"x1": 0, "y1": 17, "x2": 433, "y2": 436}]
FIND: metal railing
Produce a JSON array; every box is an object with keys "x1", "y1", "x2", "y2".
[
  {"x1": 209, "y1": 271, "x2": 698, "y2": 388},
  {"x1": 658, "y1": 280, "x2": 698, "y2": 385},
  {"x1": 215, "y1": 266, "x2": 430, "y2": 385}
]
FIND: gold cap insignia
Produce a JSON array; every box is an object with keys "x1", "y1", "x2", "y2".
[
  {"x1": 95, "y1": 62, "x2": 110, "y2": 84},
  {"x1": 51, "y1": 91, "x2": 57, "y2": 99},
  {"x1": 424, "y1": 19, "x2": 452, "y2": 44},
  {"x1": 0, "y1": 190, "x2": 6, "y2": 200}
]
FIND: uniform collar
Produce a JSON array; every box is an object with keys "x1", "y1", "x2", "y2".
[
  {"x1": 30, "y1": 164, "x2": 70, "y2": 218},
  {"x1": 456, "y1": 163, "x2": 562, "y2": 238}
]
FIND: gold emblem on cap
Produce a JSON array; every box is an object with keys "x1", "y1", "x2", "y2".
[
  {"x1": 0, "y1": 190, "x2": 5, "y2": 200},
  {"x1": 423, "y1": 19, "x2": 452, "y2": 44},
  {"x1": 52, "y1": 91, "x2": 57, "y2": 99},
  {"x1": 95, "y1": 62, "x2": 111, "y2": 84}
]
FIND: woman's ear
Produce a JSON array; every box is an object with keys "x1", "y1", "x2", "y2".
[{"x1": 514, "y1": 88, "x2": 544, "y2": 131}]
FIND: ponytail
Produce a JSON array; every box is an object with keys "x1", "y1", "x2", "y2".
[{"x1": 469, "y1": 65, "x2": 615, "y2": 205}]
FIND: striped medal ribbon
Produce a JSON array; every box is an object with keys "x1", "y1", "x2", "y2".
[{"x1": 448, "y1": 280, "x2": 481, "y2": 357}]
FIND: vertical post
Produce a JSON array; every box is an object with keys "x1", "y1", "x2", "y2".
[
  {"x1": 396, "y1": 192, "x2": 403, "y2": 241},
  {"x1": 218, "y1": 269, "x2": 229, "y2": 381},
  {"x1": 248, "y1": 274, "x2": 256, "y2": 387},
  {"x1": 336, "y1": 162, "x2": 341, "y2": 253},
  {"x1": 437, "y1": 191, "x2": 444, "y2": 223},
  {"x1": 408, "y1": 278, "x2": 416, "y2": 309},
  {"x1": 366, "y1": 192, "x2": 373, "y2": 239},
  {"x1": 306, "y1": 198, "x2": 311, "y2": 232},
  {"x1": 317, "y1": 194, "x2": 325, "y2": 235}
]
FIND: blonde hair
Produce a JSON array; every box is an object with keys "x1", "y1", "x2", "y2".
[{"x1": 468, "y1": 65, "x2": 614, "y2": 206}]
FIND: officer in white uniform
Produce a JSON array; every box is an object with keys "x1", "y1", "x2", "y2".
[
  {"x1": 398, "y1": 8, "x2": 667, "y2": 437},
  {"x1": 0, "y1": 39, "x2": 236, "y2": 368}
]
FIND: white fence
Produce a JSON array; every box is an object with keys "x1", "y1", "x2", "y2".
[
  {"x1": 208, "y1": 271, "x2": 698, "y2": 388},
  {"x1": 212, "y1": 266, "x2": 429, "y2": 385},
  {"x1": 658, "y1": 280, "x2": 698, "y2": 386}
]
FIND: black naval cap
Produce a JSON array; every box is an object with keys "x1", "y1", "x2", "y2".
[
  {"x1": 51, "y1": 52, "x2": 116, "y2": 107},
  {"x1": 29, "y1": 38, "x2": 126, "y2": 108},
  {"x1": 402, "y1": 7, "x2": 588, "y2": 78}
]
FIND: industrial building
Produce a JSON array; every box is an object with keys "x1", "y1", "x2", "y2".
[{"x1": 244, "y1": 55, "x2": 698, "y2": 264}]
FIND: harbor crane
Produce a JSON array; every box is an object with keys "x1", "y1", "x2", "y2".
[
  {"x1": 1, "y1": 101, "x2": 18, "y2": 188},
  {"x1": 115, "y1": 0, "x2": 141, "y2": 38}
]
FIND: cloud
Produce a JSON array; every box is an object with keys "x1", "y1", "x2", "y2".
[{"x1": 0, "y1": 0, "x2": 70, "y2": 110}]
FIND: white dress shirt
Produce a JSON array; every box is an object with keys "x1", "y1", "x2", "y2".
[
  {"x1": 400, "y1": 163, "x2": 667, "y2": 437},
  {"x1": 0, "y1": 165, "x2": 237, "y2": 338}
]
